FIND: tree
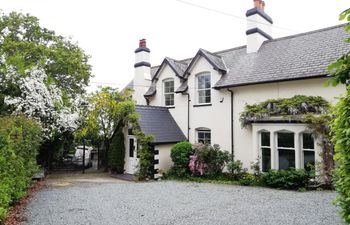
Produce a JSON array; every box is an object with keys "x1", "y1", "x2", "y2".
[
  {"x1": 328, "y1": 8, "x2": 350, "y2": 224},
  {"x1": 77, "y1": 87, "x2": 138, "y2": 170},
  {"x1": 0, "y1": 11, "x2": 92, "y2": 131}
]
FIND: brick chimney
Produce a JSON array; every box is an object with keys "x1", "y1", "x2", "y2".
[
  {"x1": 134, "y1": 39, "x2": 151, "y2": 105},
  {"x1": 246, "y1": 0, "x2": 273, "y2": 53}
]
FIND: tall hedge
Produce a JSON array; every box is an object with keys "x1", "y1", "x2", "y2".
[
  {"x1": 0, "y1": 116, "x2": 42, "y2": 221},
  {"x1": 108, "y1": 129, "x2": 125, "y2": 173},
  {"x1": 331, "y1": 87, "x2": 350, "y2": 223}
]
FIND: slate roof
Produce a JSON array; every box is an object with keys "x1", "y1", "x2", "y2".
[
  {"x1": 214, "y1": 24, "x2": 349, "y2": 88},
  {"x1": 136, "y1": 105, "x2": 187, "y2": 144},
  {"x1": 125, "y1": 24, "x2": 349, "y2": 94}
]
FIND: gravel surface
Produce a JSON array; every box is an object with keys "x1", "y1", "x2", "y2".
[{"x1": 24, "y1": 180, "x2": 344, "y2": 225}]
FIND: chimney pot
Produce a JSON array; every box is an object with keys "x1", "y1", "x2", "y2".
[
  {"x1": 261, "y1": 1, "x2": 265, "y2": 11},
  {"x1": 253, "y1": 0, "x2": 261, "y2": 9},
  {"x1": 139, "y1": 39, "x2": 147, "y2": 48}
]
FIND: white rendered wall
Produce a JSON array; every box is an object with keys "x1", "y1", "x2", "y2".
[
  {"x1": 133, "y1": 50, "x2": 151, "y2": 105},
  {"x1": 154, "y1": 144, "x2": 174, "y2": 173},
  {"x1": 246, "y1": 14, "x2": 272, "y2": 53},
  {"x1": 231, "y1": 78, "x2": 345, "y2": 169},
  {"x1": 147, "y1": 64, "x2": 188, "y2": 134}
]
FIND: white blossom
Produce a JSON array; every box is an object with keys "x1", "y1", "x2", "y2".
[{"x1": 4, "y1": 67, "x2": 80, "y2": 139}]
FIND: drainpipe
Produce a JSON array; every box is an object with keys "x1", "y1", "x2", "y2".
[
  {"x1": 227, "y1": 89, "x2": 234, "y2": 161},
  {"x1": 183, "y1": 93, "x2": 190, "y2": 140},
  {"x1": 144, "y1": 96, "x2": 150, "y2": 106}
]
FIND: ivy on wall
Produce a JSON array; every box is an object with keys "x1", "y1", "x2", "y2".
[{"x1": 240, "y1": 95, "x2": 330, "y2": 128}]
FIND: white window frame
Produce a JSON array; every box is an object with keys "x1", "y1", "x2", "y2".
[
  {"x1": 301, "y1": 132, "x2": 315, "y2": 169},
  {"x1": 276, "y1": 131, "x2": 296, "y2": 170},
  {"x1": 259, "y1": 131, "x2": 271, "y2": 172},
  {"x1": 196, "y1": 128, "x2": 211, "y2": 144},
  {"x1": 163, "y1": 78, "x2": 174, "y2": 107},
  {"x1": 196, "y1": 72, "x2": 211, "y2": 105}
]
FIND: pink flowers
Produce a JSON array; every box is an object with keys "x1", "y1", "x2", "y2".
[{"x1": 189, "y1": 154, "x2": 207, "y2": 176}]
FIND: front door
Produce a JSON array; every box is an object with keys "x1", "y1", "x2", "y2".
[{"x1": 126, "y1": 136, "x2": 138, "y2": 174}]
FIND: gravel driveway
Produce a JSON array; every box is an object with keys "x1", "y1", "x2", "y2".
[{"x1": 24, "y1": 177, "x2": 344, "y2": 225}]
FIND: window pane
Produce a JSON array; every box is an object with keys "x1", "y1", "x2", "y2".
[
  {"x1": 278, "y1": 132, "x2": 294, "y2": 148},
  {"x1": 198, "y1": 131, "x2": 211, "y2": 144},
  {"x1": 204, "y1": 75, "x2": 211, "y2": 88},
  {"x1": 303, "y1": 133, "x2": 314, "y2": 149},
  {"x1": 261, "y1": 132, "x2": 270, "y2": 146},
  {"x1": 165, "y1": 94, "x2": 174, "y2": 106},
  {"x1": 278, "y1": 149, "x2": 295, "y2": 169},
  {"x1": 198, "y1": 76, "x2": 205, "y2": 89},
  {"x1": 164, "y1": 80, "x2": 174, "y2": 93},
  {"x1": 262, "y1": 147, "x2": 271, "y2": 172},
  {"x1": 304, "y1": 151, "x2": 315, "y2": 170},
  {"x1": 198, "y1": 133, "x2": 204, "y2": 139},
  {"x1": 129, "y1": 139, "x2": 134, "y2": 157}
]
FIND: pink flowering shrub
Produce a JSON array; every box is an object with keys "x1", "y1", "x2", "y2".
[{"x1": 188, "y1": 143, "x2": 230, "y2": 176}]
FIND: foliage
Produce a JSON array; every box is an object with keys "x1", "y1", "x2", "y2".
[
  {"x1": 331, "y1": 87, "x2": 350, "y2": 223},
  {"x1": 226, "y1": 160, "x2": 247, "y2": 180},
  {"x1": 0, "y1": 116, "x2": 42, "y2": 221},
  {"x1": 169, "y1": 142, "x2": 193, "y2": 177},
  {"x1": 261, "y1": 169, "x2": 314, "y2": 190},
  {"x1": 108, "y1": 128, "x2": 125, "y2": 173},
  {"x1": 133, "y1": 130, "x2": 154, "y2": 181},
  {"x1": 327, "y1": 8, "x2": 350, "y2": 223},
  {"x1": 76, "y1": 87, "x2": 137, "y2": 169},
  {"x1": 189, "y1": 144, "x2": 231, "y2": 176},
  {"x1": 304, "y1": 113, "x2": 334, "y2": 187},
  {"x1": 0, "y1": 11, "x2": 92, "y2": 136},
  {"x1": 327, "y1": 8, "x2": 350, "y2": 86},
  {"x1": 4, "y1": 68, "x2": 80, "y2": 138},
  {"x1": 240, "y1": 95, "x2": 330, "y2": 127}
]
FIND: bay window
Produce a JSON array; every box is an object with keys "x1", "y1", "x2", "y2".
[
  {"x1": 260, "y1": 132, "x2": 271, "y2": 172},
  {"x1": 302, "y1": 133, "x2": 315, "y2": 170},
  {"x1": 277, "y1": 132, "x2": 295, "y2": 170}
]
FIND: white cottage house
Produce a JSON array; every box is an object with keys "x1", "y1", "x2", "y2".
[{"x1": 123, "y1": 0, "x2": 348, "y2": 176}]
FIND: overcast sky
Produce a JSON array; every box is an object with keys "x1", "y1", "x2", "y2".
[{"x1": 1, "y1": 0, "x2": 349, "y2": 91}]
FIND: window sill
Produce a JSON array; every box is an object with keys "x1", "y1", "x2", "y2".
[
  {"x1": 165, "y1": 106, "x2": 175, "y2": 109},
  {"x1": 193, "y1": 104, "x2": 212, "y2": 107}
]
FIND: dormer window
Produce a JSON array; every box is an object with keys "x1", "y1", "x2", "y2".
[
  {"x1": 163, "y1": 78, "x2": 174, "y2": 106},
  {"x1": 197, "y1": 73, "x2": 211, "y2": 104}
]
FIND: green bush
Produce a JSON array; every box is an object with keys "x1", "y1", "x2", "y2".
[
  {"x1": 331, "y1": 87, "x2": 350, "y2": 223},
  {"x1": 227, "y1": 160, "x2": 247, "y2": 180},
  {"x1": 169, "y1": 141, "x2": 193, "y2": 177},
  {"x1": 189, "y1": 144, "x2": 231, "y2": 176},
  {"x1": 261, "y1": 169, "x2": 313, "y2": 190},
  {"x1": 109, "y1": 129, "x2": 125, "y2": 173},
  {"x1": 0, "y1": 116, "x2": 42, "y2": 221}
]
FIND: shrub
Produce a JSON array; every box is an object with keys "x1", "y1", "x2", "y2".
[
  {"x1": 169, "y1": 142, "x2": 193, "y2": 177},
  {"x1": 239, "y1": 173, "x2": 256, "y2": 186},
  {"x1": 331, "y1": 87, "x2": 350, "y2": 223},
  {"x1": 261, "y1": 169, "x2": 313, "y2": 190},
  {"x1": 0, "y1": 116, "x2": 42, "y2": 221},
  {"x1": 227, "y1": 160, "x2": 247, "y2": 180},
  {"x1": 109, "y1": 129, "x2": 125, "y2": 173},
  {"x1": 189, "y1": 144, "x2": 231, "y2": 176}
]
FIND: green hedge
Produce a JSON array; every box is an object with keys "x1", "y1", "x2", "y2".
[
  {"x1": 108, "y1": 129, "x2": 125, "y2": 173},
  {"x1": 169, "y1": 142, "x2": 193, "y2": 177},
  {"x1": 331, "y1": 87, "x2": 350, "y2": 223},
  {"x1": 0, "y1": 116, "x2": 42, "y2": 221},
  {"x1": 261, "y1": 169, "x2": 313, "y2": 190}
]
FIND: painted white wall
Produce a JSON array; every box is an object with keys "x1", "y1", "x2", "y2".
[
  {"x1": 147, "y1": 64, "x2": 188, "y2": 134},
  {"x1": 133, "y1": 50, "x2": 151, "y2": 105},
  {"x1": 186, "y1": 57, "x2": 231, "y2": 152},
  {"x1": 231, "y1": 78, "x2": 345, "y2": 169},
  {"x1": 155, "y1": 144, "x2": 174, "y2": 173}
]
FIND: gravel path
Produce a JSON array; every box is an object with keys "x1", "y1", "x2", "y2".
[{"x1": 24, "y1": 180, "x2": 344, "y2": 225}]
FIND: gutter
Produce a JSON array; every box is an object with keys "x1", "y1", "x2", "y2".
[{"x1": 227, "y1": 89, "x2": 234, "y2": 160}]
